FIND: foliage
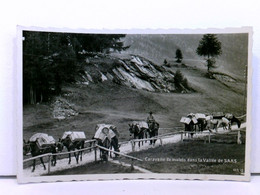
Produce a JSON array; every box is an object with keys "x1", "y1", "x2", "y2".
[
  {"x1": 23, "y1": 31, "x2": 127, "y2": 104},
  {"x1": 175, "y1": 49, "x2": 183, "y2": 63},
  {"x1": 174, "y1": 70, "x2": 190, "y2": 92},
  {"x1": 163, "y1": 59, "x2": 168, "y2": 65},
  {"x1": 196, "y1": 34, "x2": 222, "y2": 72}
]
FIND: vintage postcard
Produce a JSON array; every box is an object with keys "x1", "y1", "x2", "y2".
[{"x1": 17, "y1": 27, "x2": 252, "y2": 183}]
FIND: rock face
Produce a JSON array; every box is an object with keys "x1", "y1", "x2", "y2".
[{"x1": 82, "y1": 55, "x2": 177, "y2": 93}]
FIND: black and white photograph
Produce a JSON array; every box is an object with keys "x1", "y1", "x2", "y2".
[{"x1": 17, "y1": 27, "x2": 252, "y2": 183}]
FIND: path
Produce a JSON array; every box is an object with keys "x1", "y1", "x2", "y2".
[{"x1": 23, "y1": 122, "x2": 246, "y2": 177}]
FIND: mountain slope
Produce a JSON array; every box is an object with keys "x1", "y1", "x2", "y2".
[{"x1": 122, "y1": 34, "x2": 248, "y2": 80}]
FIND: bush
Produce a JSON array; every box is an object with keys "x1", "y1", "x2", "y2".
[{"x1": 174, "y1": 70, "x2": 190, "y2": 91}]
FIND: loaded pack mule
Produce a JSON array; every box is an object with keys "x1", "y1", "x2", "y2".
[
  {"x1": 180, "y1": 114, "x2": 198, "y2": 138},
  {"x1": 181, "y1": 113, "x2": 242, "y2": 135},
  {"x1": 24, "y1": 133, "x2": 58, "y2": 172},
  {"x1": 225, "y1": 113, "x2": 241, "y2": 129},
  {"x1": 129, "y1": 121, "x2": 149, "y2": 147},
  {"x1": 60, "y1": 131, "x2": 86, "y2": 164},
  {"x1": 93, "y1": 124, "x2": 120, "y2": 161}
]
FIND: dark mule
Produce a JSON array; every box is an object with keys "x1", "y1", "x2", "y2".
[
  {"x1": 28, "y1": 140, "x2": 57, "y2": 172},
  {"x1": 61, "y1": 137, "x2": 85, "y2": 164},
  {"x1": 55, "y1": 139, "x2": 64, "y2": 153},
  {"x1": 230, "y1": 116, "x2": 241, "y2": 129},
  {"x1": 196, "y1": 119, "x2": 208, "y2": 132},
  {"x1": 110, "y1": 136, "x2": 120, "y2": 158},
  {"x1": 128, "y1": 124, "x2": 148, "y2": 147},
  {"x1": 23, "y1": 139, "x2": 31, "y2": 156},
  {"x1": 96, "y1": 137, "x2": 111, "y2": 161},
  {"x1": 148, "y1": 121, "x2": 159, "y2": 145},
  {"x1": 184, "y1": 121, "x2": 196, "y2": 138}
]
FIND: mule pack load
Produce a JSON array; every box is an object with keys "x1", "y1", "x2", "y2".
[
  {"x1": 29, "y1": 133, "x2": 55, "y2": 149},
  {"x1": 94, "y1": 124, "x2": 118, "y2": 142},
  {"x1": 180, "y1": 114, "x2": 198, "y2": 125},
  {"x1": 132, "y1": 121, "x2": 149, "y2": 130},
  {"x1": 94, "y1": 124, "x2": 120, "y2": 161},
  {"x1": 195, "y1": 113, "x2": 206, "y2": 120},
  {"x1": 61, "y1": 131, "x2": 86, "y2": 142},
  {"x1": 180, "y1": 117, "x2": 192, "y2": 124},
  {"x1": 212, "y1": 112, "x2": 225, "y2": 119}
]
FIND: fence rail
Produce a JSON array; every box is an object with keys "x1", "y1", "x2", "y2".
[
  {"x1": 23, "y1": 153, "x2": 53, "y2": 163},
  {"x1": 23, "y1": 124, "x2": 245, "y2": 174},
  {"x1": 204, "y1": 129, "x2": 245, "y2": 144},
  {"x1": 96, "y1": 145, "x2": 143, "y2": 162},
  {"x1": 23, "y1": 141, "x2": 97, "y2": 174},
  {"x1": 23, "y1": 139, "x2": 142, "y2": 174}
]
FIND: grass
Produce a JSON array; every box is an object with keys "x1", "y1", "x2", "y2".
[
  {"x1": 123, "y1": 138, "x2": 245, "y2": 175},
  {"x1": 45, "y1": 161, "x2": 141, "y2": 175}
]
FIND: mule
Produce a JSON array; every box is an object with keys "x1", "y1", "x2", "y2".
[
  {"x1": 95, "y1": 137, "x2": 111, "y2": 161},
  {"x1": 128, "y1": 123, "x2": 148, "y2": 147},
  {"x1": 109, "y1": 136, "x2": 120, "y2": 158},
  {"x1": 216, "y1": 117, "x2": 231, "y2": 130},
  {"x1": 195, "y1": 118, "x2": 208, "y2": 132},
  {"x1": 28, "y1": 140, "x2": 57, "y2": 172},
  {"x1": 147, "y1": 121, "x2": 159, "y2": 145},
  {"x1": 23, "y1": 139, "x2": 31, "y2": 156},
  {"x1": 92, "y1": 124, "x2": 120, "y2": 159},
  {"x1": 61, "y1": 137, "x2": 85, "y2": 164},
  {"x1": 230, "y1": 116, "x2": 241, "y2": 129},
  {"x1": 184, "y1": 121, "x2": 196, "y2": 138}
]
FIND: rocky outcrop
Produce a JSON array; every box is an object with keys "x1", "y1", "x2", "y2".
[{"x1": 82, "y1": 55, "x2": 178, "y2": 93}]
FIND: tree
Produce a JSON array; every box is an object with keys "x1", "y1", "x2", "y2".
[
  {"x1": 163, "y1": 59, "x2": 168, "y2": 65},
  {"x1": 23, "y1": 31, "x2": 128, "y2": 104},
  {"x1": 71, "y1": 34, "x2": 128, "y2": 54},
  {"x1": 196, "y1": 34, "x2": 222, "y2": 73},
  {"x1": 173, "y1": 70, "x2": 192, "y2": 92},
  {"x1": 175, "y1": 49, "x2": 183, "y2": 63}
]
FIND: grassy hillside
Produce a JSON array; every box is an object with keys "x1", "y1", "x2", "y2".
[
  {"x1": 123, "y1": 34, "x2": 248, "y2": 80},
  {"x1": 23, "y1": 58, "x2": 246, "y2": 142}
]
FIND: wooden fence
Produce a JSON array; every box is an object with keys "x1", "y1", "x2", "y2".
[
  {"x1": 23, "y1": 139, "x2": 143, "y2": 174},
  {"x1": 23, "y1": 119, "x2": 246, "y2": 174},
  {"x1": 23, "y1": 140, "x2": 97, "y2": 174},
  {"x1": 96, "y1": 145, "x2": 143, "y2": 168},
  {"x1": 204, "y1": 129, "x2": 246, "y2": 144}
]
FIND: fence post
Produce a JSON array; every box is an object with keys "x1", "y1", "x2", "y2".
[
  {"x1": 131, "y1": 140, "x2": 135, "y2": 152},
  {"x1": 159, "y1": 138, "x2": 163, "y2": 146},
  {"x1": 237, "y1": 130, "x2": 242, "y2": 144},
  {"x1": 48, "y1": 154, "x2": 51, "y2": 174},
  {"x1": 118, "y1": 155, "x2": 122, "y2": 165},
  {"x1": 93, "y1": 141, "x2": 97, "y2": 162},
  {"x1": 131, "y1": 159, "x2": 134, "y2": 170},
  {"x1": 208, "y1": 131, "x2": 211, "y2": 143},
  {"x1": 181, "y1": 132, "x2": 183, "y2": 142}
]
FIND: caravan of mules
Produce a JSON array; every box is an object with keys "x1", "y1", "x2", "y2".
[
  {"x1": 23, "y1": 124, "x2": 121, "y2": 172},
  {"x1": 23, "y1": 112, "x2": 241, "y2": 172},
  {"x1": 128, "y1": 120, "x2": 159, "y2": 147},
  {"x1": 180, "y1": 112, "x2": 241, "y2": 137}
]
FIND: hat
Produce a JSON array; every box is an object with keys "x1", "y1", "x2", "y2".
[{"x1": 149, "y1": 111, "x2": 153, "y2": 114}]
